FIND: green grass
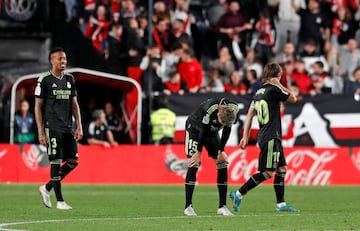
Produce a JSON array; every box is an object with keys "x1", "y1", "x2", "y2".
[{"x1": 0, "y1": 184, "x2": 359, "y2": 231}]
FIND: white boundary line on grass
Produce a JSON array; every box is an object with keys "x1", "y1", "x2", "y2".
[{"x1": 0, "y1": 214, "x2": 300, "y2": 231}]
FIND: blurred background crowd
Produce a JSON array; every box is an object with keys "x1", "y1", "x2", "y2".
[{"x1": 4, "y1": 0, "x2": 360, "y2": 145}]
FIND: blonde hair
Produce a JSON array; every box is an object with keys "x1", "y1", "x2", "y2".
[{"x1": 220, "y1": 106, "x2": 236, "y2": 126}]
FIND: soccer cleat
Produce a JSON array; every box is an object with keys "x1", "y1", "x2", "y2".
[
  {"x1": 276, "y1": 204, "x2": 300, "y2": 212},
  {"x1": 38, "y1": 185, "x2": 52, "y2": 208},
  {"x1": 230, "y1": 190, "x2": 242, "y2": 212},
  {"x1": 217, "y1": 205, "x2": 234, "y2": 216},
  {"x1": 184, "y1": 205, "x2": 197, "y2": 216},
  {"x1": 56, "y1": 201, "x2": 73, "y2": 210}
]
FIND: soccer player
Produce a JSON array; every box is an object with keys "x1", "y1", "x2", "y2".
[
  {"x1": 184, "y1": 97, "x2": 239, "y2": 216},
  {"x1": 35, "y1": 47, "x2": 83, "y2": 210},
  {"x1": 230, "y1": 63, "x2": 300, "y2": 212}
]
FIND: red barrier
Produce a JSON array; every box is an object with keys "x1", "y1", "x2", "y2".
[{"x1": 0, "y1": 144, "x2": 360, "y2": 185}]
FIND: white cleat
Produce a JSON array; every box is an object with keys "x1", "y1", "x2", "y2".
[
  {"x1": 217, "y1": 205, "x2": 234, "y2": 216},
  {"x1": 38, "y1": 185, "x2": 52, "y2": 208},
  {"x1": 56, "y1": 201, "x2": 73, "y2": 210},
  {"x1": 184, "y1": 205, "x2": 197, "y2": 216}
]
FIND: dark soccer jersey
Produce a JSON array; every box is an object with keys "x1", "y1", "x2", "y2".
[
  {"x1": 34, "y1": 71, "x2": 77, "y2": 132},
  {"x1": 186, "y1": 98, "x2": 239, "y2": 151},
  {"x1": 252, "y1": 83, "x2": 289, "y2": 145}
]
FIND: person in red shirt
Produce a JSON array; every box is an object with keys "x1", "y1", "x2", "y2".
[
  {"x1": 224, "y1": 70, "x2": 247, "y2": 95},
  {"x1": 163, "y1": 71, "x2": 188, "y2": 95},
  {"x1": 289, "y1": 59, "x2": 316, "y2": 95},
  {"x1": 84, "y1": 4, "x2": 110, "y2": 54},
  {"x1": 177, "y1": 48, "x2": 203, "y2": 93}
]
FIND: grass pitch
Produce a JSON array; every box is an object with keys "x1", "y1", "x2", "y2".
[{"x1": 0, "y1": 184, "x2": 359, "y2": 231}]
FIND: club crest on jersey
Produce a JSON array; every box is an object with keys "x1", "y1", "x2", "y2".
[
  {"x1": 202, "y1": 114, "x2": 210, "y2": 124},
  {"x1": 67, "y1": 82, "x2": 71, "y2": 89},
  {"x1": 34, "y1": 83, "x2": 41, "y2": 96}
]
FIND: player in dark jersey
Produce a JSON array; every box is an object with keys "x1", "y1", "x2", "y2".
[
  {"x1": 230, "y1": 63, "x2": 299, "y2": 212},
  {"x1": 35, "y1": 47, "x2": 83, "y2": 210},
  {"x1": 184, "y1": 97, "x2": 239, "y2": 216}
]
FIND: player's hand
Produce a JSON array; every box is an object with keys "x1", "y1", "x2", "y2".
[
  {"x1": 239, "y1": 137, "x2": 248, "y2": 149},
  {"x1": 217, "y1": 151, "x2": 228, "y2": 163},
  {"x1": 38, "y1": 131, "x2": 47, "y2": 146},
  {"x1": 74, "y1": 128, "x2": 83, "y2": 141},
  {"x1": 188, "y1": 151, "x2": 201, "y2": 167}
]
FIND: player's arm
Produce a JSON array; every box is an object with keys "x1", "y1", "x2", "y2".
[
  {"x1": 72, "y1": 96, "x2": 83, "y2": 141},
  {"x1": 269, "y1": 78, "x2": 297, "y2": 103},
  {"x1": 239, "y1": 104, "x2": 256, "y2": 149},
  {"x1": 220, "y1": 126, "x2": 231, "y2": 152},
  {"x1": 34, "y1": 97, "x2": 46, "y2": 145}
]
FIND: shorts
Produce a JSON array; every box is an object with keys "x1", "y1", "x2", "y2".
[
  {"x1": 185, "y1": 129, "x2": 220, "y2": 159},
  {"x1": 45, "y1": 128, "x2": 78, "y2": 162},
  {"x1": 258, "y1": 139, "x2": 286, "y2": 172}
]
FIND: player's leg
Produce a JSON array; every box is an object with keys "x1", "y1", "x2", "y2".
[
  {"x1": 202, "y1": 135, "x2": 232, "y2": 216},
  {"x1": 230, "y1": 140, "x2": 275, "y2": 211},
  {"x1": 60, "y1": 133, "x2": 79, "y2": 180},
  {"x1": 184, "y1": 130, "x2": 199, "y2": 216},
  {"x1": 274, "y1": 141, "x2": 299, "y2": 212},
  {"x1": 39, "y1": 128, "x2": 63, "y2": 208}
]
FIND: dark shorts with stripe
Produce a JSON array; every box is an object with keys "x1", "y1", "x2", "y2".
[
  {"x1": 185, "y1": 129, "x2": 220, "y2": 159},
  {"x1": 45, "y1": 128, "x2": 78, "y2": 162},
  {"x1": 258, "y1": 139, "x2": 286, "y2": 172}
]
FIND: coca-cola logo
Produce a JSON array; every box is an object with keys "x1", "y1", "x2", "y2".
[
  {"x1": 21, "y1": 144, "x2": 49, "y2": 170},
  {"x1": 228, "y1": 149, "x2": 336, "y2": 186}
]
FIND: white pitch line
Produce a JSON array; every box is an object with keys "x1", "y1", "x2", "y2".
[{"x1": 0, "y1": 214, "x2": 300, "y2": 231}]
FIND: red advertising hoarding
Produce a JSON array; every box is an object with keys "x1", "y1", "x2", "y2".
[{"x1": 0, "y1": 144, "x2": 359, "y2": 185}]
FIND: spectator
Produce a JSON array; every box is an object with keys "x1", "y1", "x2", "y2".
[
  {"x1": 241, "y1": 48, "x2": 263, "y2": 79},
  {"x1": 105, "y1": 22, "x2": 128, "y2": 75},
  {"x1": 224, "y1": 70, "x2": 247, "y2": 95},
  {"x1": 137, "y1": 13, "x2": 150, "y2": 46},
  {"x1": 331, "y1": 6, "x2": 355, "y2": 48},
  {"x1": 150, "y1": 95, "x2": 176, "y2": 145},
  {"x1": 177, "y1": 48, "x2": 203, "y2": 93},
  {"x1": 170, "y1": 0, "x2": 192, "y2": 37},
  {"x1": 163, "y1": 71, "x2": 187, "y2": 96},
  {"x1": 343, "y1": 66, "x2": 360, "y2": 94},
  {"x1": 104, "y1": 101, "x2": 125, "y2": 143},
  {"x1": 338, "y1": 38, "x2": 360, "y2": 79},
  {"x1": 202, "y1": 67, "x2": 225, "y2": 93},
  {"x1": 14, "y1": 99, "x2": 36, "y2": 144},
  {"x1": 311, "y1": 61, "x2": 333, "y2": 94},
  {"x1": 245, "y1": 69, "x2": 262, "y2": 95},
  {"x1": 120, "y1": 0, "x2": 140, "y2": 20},
  {"x1": 152, "y1": 0, "x2": 171, "y2": 25},
  {"x1": 78, "y1": 0, "x2": 97, "y2": 34},
  {"x1": 289, "y1": 59, "x2": 315, "y2": 96},
  {"x1": 215, "y1": 0, "x2": 252, "y2": 65},
  {"x1": 152, "y1": 18, "x2": 177, "y2": 52},
  {"x1": 84, "y1": 4, "x2": 110, "y2": 54},
  {"x1": 86, "y1": 109, "x2": 118, "y2": 147},
  {"x1": 273, "y1": 0, "x2": 305, "y2": 54},
  {"x1": 253, "y1": 9, "x2": 276, "y2": 66},
  {"x1": 157, "y1": 42, "x2": 183, "y2": 83},
  {"x1": 299, "y1": 39, "x2": 329, "y2": 75},
  {"x1": 272, "y1": 42, "x2": 297, "y2": 65},
  {"x1": 140, "y1": 44, "x2": 164, "y2": 95},
  {"x1": 171, "y1": 17, "x2": 193, "y2": 46},
  {"x1": 209, "y1": 46, "x2": 236, "y2": 84},
  {"x1": 124, "y1": 17, "x2": 146, "y2": 84},
  {"x1": 292, "y1": 0, "x2": 330, "y2": 54}
]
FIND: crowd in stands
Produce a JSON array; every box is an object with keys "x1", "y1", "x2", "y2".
[{"x1": 61, "y1": 0, "x2": 360, "y2": 100}]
